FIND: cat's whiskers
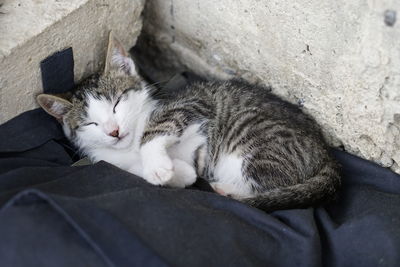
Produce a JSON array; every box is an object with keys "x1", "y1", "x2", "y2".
[{"x1": 143, "y1": 79, "x2": 170, "y2": 90}]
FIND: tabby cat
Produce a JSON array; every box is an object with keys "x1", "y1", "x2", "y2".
[{"x1": 37, "y1": 33, "x2": 340, "y2": 211}]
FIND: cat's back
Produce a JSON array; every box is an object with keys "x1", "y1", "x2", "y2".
[
  {"x1": 180, "y1": 80, "x2": 305, "y2": 114},
  {"x1": 186, "y1": 80, "x2": 331, "y2": 178},
  {"x1": 180, "y1": 80, "x2": 320, "y2": 133}
]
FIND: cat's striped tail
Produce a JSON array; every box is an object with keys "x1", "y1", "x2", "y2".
[{"x1": 242, "y1": 160, "x2": 341, "y2": 212}]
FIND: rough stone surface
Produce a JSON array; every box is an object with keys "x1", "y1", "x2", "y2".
[
  {"x1": 0, "y1": 0, "x2": 145, "y2": 123},
  {"x1": 139, "y1": 0, "x2": 400, "y2": 173}
]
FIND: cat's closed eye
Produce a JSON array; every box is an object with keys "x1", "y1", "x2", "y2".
[
  {"x1": 113, "y1": 89, "x2": 131, "y2": 113},
  {"x1": 113, "y1": 98, "x2": 121, "y2": 114},
  {"x1": 82, "y1": 122, "x2": 98, "y2": 127}
]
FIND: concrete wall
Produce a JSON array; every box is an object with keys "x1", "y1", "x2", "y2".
[
  {"x1": 0, "y1": 0, "x2": 145, "y2": 123},
  {"x1": 139, "y1": 0, "x2": 400, "y2": 173}
]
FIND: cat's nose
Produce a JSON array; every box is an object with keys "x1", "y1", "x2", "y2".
[{"x1": 109, "y1": 128, "x2": 119, "y2": 138}]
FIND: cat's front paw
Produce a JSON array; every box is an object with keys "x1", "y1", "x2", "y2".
[
  {"x1": 142, "y1": 157, "x2": 174, "y2": 186},
  {"x1": 166, "y1": 159, "x2": 197, "y2": 188}
]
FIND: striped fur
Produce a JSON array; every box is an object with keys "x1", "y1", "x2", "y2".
[{"x1": 143, "y1": 80, "x2": 341, "y2": 211}]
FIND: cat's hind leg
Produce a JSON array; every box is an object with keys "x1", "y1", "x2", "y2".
[{"x1": 212, "y1": 153, "x2": 255, "y2": 199}]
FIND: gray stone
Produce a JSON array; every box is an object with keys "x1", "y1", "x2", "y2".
[
  {"x1": 384, "y1": 9, "x2": 397, "y2": 27},
  {"x1": 0, "y1": 0, "x2": 145, "y2": 123},
  {"x1": 139, "y1": 0, "x2": 400, "y2": 174}
]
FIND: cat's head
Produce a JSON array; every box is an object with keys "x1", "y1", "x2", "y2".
[{"x1": 37, "y1": 32, "x2": 151, "y2": 152}]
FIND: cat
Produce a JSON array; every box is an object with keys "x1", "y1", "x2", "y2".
[{"x1": 37, "y1": 32, "x2": 341, "y2": 212}]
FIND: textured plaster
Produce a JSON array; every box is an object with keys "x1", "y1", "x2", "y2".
[
  {"x1": 0, "y1": 0, "x2": 145, "y2": 123},
  {"x1": 139, "y1": 0, "x2": 400, "y2": 173}
]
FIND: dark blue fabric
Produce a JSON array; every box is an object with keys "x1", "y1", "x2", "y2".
[
  {"x1": 40, "y1": 47, "x2": 75, "y2": 94},
  {"x1": 2, "y1": 61, "x2": 400, "y2": 266},
  {"x1": 0, "y1": 108, "x2": 400, "y2": 267}
]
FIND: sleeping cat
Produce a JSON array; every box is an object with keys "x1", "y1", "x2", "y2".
[{"x1": 37, "y1": 32, "x2": 340, "y2": 211}]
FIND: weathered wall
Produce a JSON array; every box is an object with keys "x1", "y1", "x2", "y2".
[
  {"x1": 0, "y1": 0, "x2": 145, "y2": 123},
  {"x1": 140, "y1": 0, "x2": 400, "y2": 173}
]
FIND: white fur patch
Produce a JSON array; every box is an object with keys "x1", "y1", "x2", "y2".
[
  {"x1": 72, "y1": 87, "x2": 156, "y2": 180},
  {"x1": 167, "y1": 123, "x2": 206, "y2": 165},
  {"x1": 75, "y1": 89, "x2": 153, "y2": 153},
  {"x1": 212, "y1": 153, "x2": 254, "y2": 198},
  {"x1": 166, "y1": 159, "x2": 197, "y2": 188},
  {"x1": 140, "y1": 136, "x2": 177, "y2": 185}
]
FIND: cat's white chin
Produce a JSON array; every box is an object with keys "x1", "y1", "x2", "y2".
[{"x1": 111, "y1": 134, "x2": 133, "y2": 149}]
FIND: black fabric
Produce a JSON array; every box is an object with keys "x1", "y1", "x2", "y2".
[
  {"x1": 1, "y1": 110, "x2": 400, "y2": 267},
  {"x1": 40, "y1": 47, "x2": 75, "y2": 94}
]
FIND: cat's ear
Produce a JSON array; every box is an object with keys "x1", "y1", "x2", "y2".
[
  {"x1": 36, "y1": 94, "x2": 72, "y2": 121},
  {"x1": 104, "y1": 31, "x2": 138, "y2": 77}
]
